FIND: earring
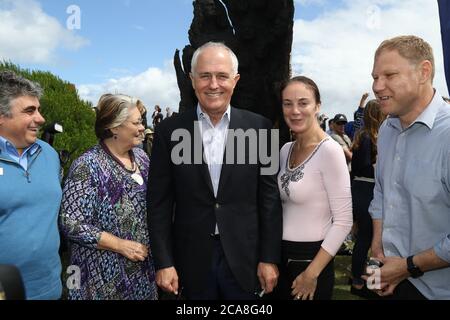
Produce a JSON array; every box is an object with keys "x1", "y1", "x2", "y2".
[{"x1": 113, "y1": 134, "x2": 118, "y2": 140}]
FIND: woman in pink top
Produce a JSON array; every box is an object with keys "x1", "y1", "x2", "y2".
[{"x1": 276, "y1": 76, "x2": 353, "y2": 300}]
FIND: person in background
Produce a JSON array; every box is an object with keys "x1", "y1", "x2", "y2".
[
  {"x1": 326, "y1": 118, "x2": 335, "y2": 135},
  {"x1": 152, "y1": 105, "x2": 163, "y2": 129},
  {"x1": 344, "y1": 121, "x2": 355, "y2": 141},
  {"x1": 60, "y1": 93, "x2": 158, "y2": 300},
  {"x1": 317, "y1": 113, "x2": 328, "y2": 132},
  {"x1": 0, "y1": 70, "x2": 62, "y2": 299},
  {"x1": 136, "y1": 100, "x2": 148, "y2": 129},
  {"x1": 353, "y1": 93, "x2": 370, "y2": 133},
  {"x1": 349, "y1": 99, "x2": 386, "y2": 299},
  {"x1": 143, "y1": 128, "x2": 154, "y2": 157},
  {"x1": 368, "y1": 35, "x2": 450, "y2": 299},
  {"x1": 276, "y1": 76, "x2": 352, "y2": 300},
  {"x1": 165, "y1": 107, "x2": 173, "y2": 118},
  {"x1": 330, "y1": 114, "x2": 352, "y2": 171}
]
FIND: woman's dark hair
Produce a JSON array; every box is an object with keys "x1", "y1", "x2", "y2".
[{"x1": 280, "y1": 76, "x2": 321, "y2": 104}]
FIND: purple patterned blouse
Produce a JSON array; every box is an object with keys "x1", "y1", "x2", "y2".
[{"x1": 60, "y1": 144, "x2": 157, "y2": 300}]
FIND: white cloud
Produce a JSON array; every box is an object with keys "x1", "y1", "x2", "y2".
[
  {"x1": 77, "y1": 61, "x2": 181, "y2": 122},
  {"x1": 0, "y1": 0, "x2": 88, "y2": 64},
  {"x1": 291, "y1": 0, "x2": 448, "y2": 120}
]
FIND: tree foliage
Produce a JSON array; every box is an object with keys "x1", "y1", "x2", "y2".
[{"x1": 0, "y1": 62, "x2": 97, "y2": 173}]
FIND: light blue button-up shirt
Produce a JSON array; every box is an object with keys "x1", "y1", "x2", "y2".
[
  {"x1": 369, "y1": 90, "x2": 450, "y2": 299},
  {"x1": 0, "y1": 136, "x2": 39, "y2": 171}
]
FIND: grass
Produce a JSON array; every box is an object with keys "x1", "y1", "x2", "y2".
[{"x1": 333, "y1": 255, "x2": 364, "y2": 300}]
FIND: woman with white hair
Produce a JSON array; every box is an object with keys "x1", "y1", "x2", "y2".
[{"x1": 60, "y1": 93, "x2": 157, "y2": 300}]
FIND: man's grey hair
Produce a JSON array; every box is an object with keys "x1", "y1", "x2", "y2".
[
  {"x1": 0, "y1": 70, "x2": 43, "y2": 117},
  {"x1": 191, "y1": 42, "x2": 239, "y2": 76}
]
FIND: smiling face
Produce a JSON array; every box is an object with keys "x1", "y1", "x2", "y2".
[
  {"x1": 372, "y1": 49, "x2": 422, "y2": 117},
  {"x1": 190, "y1": 46, "x2": 240, "y2": 117},
  {"x1": 112, "y1": 107, "x2": 145, "y2": 149},
  {"x1": 282, "y1": 82, "x2": 320, "y2": 135},
  {"x1": 0, "y1": 95, "x2": 45, "y2": 149}
]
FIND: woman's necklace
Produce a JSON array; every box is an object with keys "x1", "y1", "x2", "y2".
[
  {"x1": 100, "y1": 141, "x2": 144, "y2": 185},
  {"x1": 281, "y1": 137, "x2": 328, "y2": 197}
]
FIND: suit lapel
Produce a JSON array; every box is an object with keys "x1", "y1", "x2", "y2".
[
  {"x1": 217, "y1": 107, "x2": 242, "y2": 199},
  {"x1": 187, "y1": 108, "x2": 215, "y2": 196}
]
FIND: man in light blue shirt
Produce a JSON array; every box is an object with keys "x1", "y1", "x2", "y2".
[
  {"x1": 0, "y1": 71, "x2": 62, "y2": 299},
  {"x1": 368, "y1": 35, "x2": 450, "y2": 300}
]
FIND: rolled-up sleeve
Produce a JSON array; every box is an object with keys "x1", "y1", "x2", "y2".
[
  {"x1": 434, "y1": 235, "x2": 450, "y2": 263},
  {"x1": 369, "y1": 156, "x2": 383, "y2": 220}
]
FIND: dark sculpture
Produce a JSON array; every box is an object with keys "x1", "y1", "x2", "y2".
[{"x1": 174, "y1": 0, "x2": 294, "y2": 144}]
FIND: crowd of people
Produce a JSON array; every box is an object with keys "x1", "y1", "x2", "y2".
[{"x1": 0, "y1": 35, "x2": 449, "y2": 300}]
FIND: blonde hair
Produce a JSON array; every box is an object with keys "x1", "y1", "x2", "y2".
[{"x1": 375, "y1": 35, "x2": 435, "y2": 82}]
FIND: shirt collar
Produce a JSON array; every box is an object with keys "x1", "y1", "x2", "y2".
[
  {"x1": 386, "y1": 89, "x2": 442, "y2": 131},
  {"x1": 196, "y1": 104, "x2": 231, "y2": 125},
  {"x1": 0, "y1": 136, "x2": 40, "y2": 158}
]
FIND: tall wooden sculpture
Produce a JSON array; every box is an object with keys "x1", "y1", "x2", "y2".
[{"x1": 174, "y1": 0, "x2": 294, "y2": 144}]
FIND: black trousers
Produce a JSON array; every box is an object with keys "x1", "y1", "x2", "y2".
[
  {"x1": 184, "y1": 237, "x2": 255, "y2": 300},
  {"x1": 351, "y1": 180, "x2": 374, "y2": 283},
  {"x1": 275, "y1": 240, "x2": 334, "y2": 300}
]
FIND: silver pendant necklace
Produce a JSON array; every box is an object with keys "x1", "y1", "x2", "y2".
[
  {"x1": 131, "y1": 172, "x2": 144, "y2": 185},
  {"x1": 101, "y1": 141, "x2": 144, "y2": 185}
]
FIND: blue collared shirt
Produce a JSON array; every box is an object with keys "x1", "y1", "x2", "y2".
[
  {"x1": 0, "y1": 136, "x2": 39, "y2": 171},
  {"x1": 369, "y1": 90, "x2": 450, "y2": 299}
]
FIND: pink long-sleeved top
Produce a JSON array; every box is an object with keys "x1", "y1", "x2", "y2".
[{"x1": 278, "y1": 137, "x2": 353, "y2": 256}]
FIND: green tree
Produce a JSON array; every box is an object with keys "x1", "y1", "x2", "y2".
[{"x1": 0, "y1": 62, "x2": 97, "y2": 173}]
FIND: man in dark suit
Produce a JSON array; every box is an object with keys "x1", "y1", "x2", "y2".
[{"x1": 147, "y1": 42, "x2": 282, "y2": 299}]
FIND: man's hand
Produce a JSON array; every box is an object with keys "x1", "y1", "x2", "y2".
[
  {"x1": 156, "y1": 267, "x2": 179, "y2": 295},
  {"x1": 363, "y1": 256, "x2": 409, "y2": 296},
  {"x1": 257, "y1": 262, "x2": 279, "y2": 294}
]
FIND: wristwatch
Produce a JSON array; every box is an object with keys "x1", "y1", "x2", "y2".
[{"x1": 407, "y1": 255, "x2": 424, "y2": 278}]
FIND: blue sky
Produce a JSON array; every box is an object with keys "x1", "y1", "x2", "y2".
[
  {"x1": 1, "y1": 0, "x2": 448, "y2": 120},
  {"x1": 16, "y1": 0, "x2": 339, "y2": 84},
  {"x1": 19, "y1": 0, "x2": 196, "y2": 83}
]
